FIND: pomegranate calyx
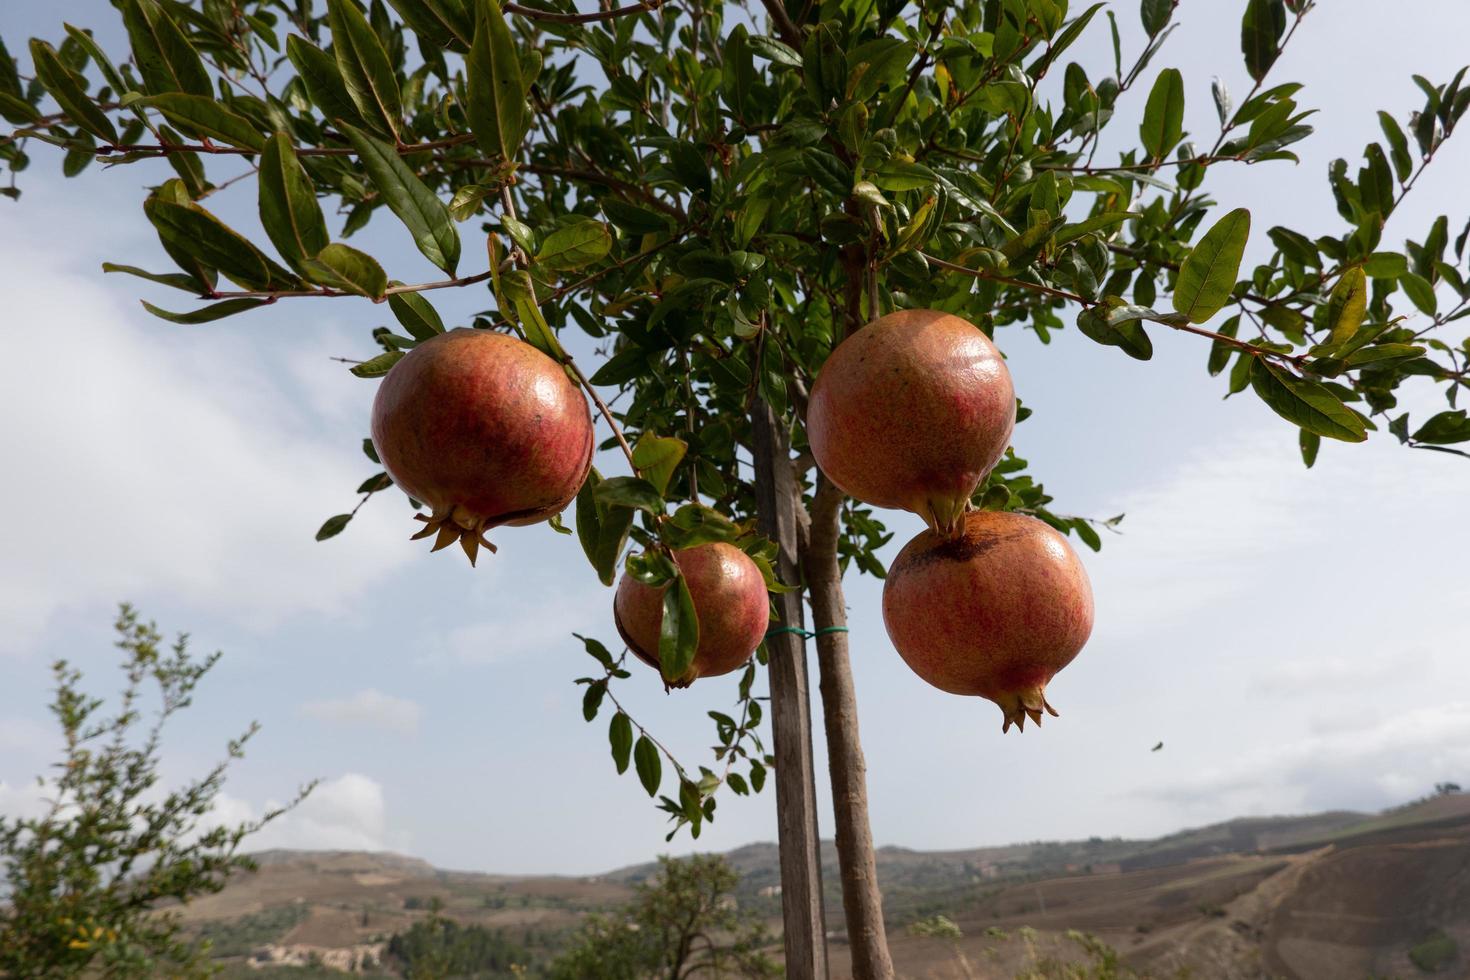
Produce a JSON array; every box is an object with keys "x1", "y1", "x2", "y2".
[
  {"x1": 996, "y1": 686, "x2": 1060, "y2": 734},
  {"x1": 409, "y1": 506, "x2": 499, "y2": 566}
]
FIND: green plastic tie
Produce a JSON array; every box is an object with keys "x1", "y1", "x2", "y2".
[{"x1": 763, "y1": 626, "x2": 850, "y2": 640}]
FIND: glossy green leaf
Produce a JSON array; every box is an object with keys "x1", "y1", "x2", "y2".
[
  {"x1": 1399, "y1": 272, "x2": 1438, "y2": 315},
  {"x1": 634, "y1": 734, "x2": 661, "y2": 797},
  {"x1": 466, "y1": 0, "x2": 527, "y2": 163},
  {"x1": 140, "y1": 298, "x2": 269, "y2": 323},
  {"x1": 1140, "y1": 0, "x2": 1173, "y2": 36},
  {"x1": 285, "y1": 35, "x2": 366, "y2": 129},
  {"x1": 1241, "y1": 0, "x2": 1286, "y2": 83},
  {"x1": 259, "y1": 132, "x2": 329, "y2": 274},
  {"x1": 120, "y1": 0, "x2": 212, "y2": 98},
  {"x1": 1325, "y1": 267, "x2": 1367, "y2": 345},
  {"x1": 386, "y1": 0, "x2": 474, "y2": 51},
  {"x1": 0, "y1": 91, "x2": 37, "y2": 125},
  {"x1": 1378, "y1": 111, "x2": 1413, "y2": 182},
  {"x1": 1076, "y1": 305, "x2": 1154, "y2": 360},
  {"x1": 388, "y1": 290, "x2": 445, "y2": 340},
  {"x1": 1299, "y1": 429, "x2": 1320, "y2": 468},
  {"x1": 659, "y1": 573, "x2": 700, "y2": 684},
  {"x1": 1055, "y1": 211, "x2": 1138, "y2": 246},
  {"x1": 1412, "y1": 409, "x2": 1470, "y2": 445},
  {"x1": 609, "y1": 712, "x2": 633, "y2": 774},
  {"x1": 632, "y1": 434, "x2": 688, "y2": 497},
  {"x1": 306, "y1": 242, "x2": 389, "y2": 299},
  {"x1": 1140, "y1": 68, "x2": 1184, "y2": 159},
  {"x1": 142, "y1": 94, "x2": 266, "y2": 151},
  {"x1": 747, "y1": 35, "x2": 802, "y2": 67},
  {"x1": 1207, "y1": 314, "x2": 1241, "y2": 376},
  {"x1": 327, "y1": 0, "x2": 402, "y2": 141},
  {"x1": 315, "y1": 514, "x2": 353, "y2": 541},
  {"x1": 349, "y1": 350, "x2": 406, "y2": 378},
  {"x1": 594, "y1": 476, "x2": 664, "y2": 515},
  {"x1": 145, "y1": 199, "x2": 273, "y2": 290},
  {"x1": 576, "y1": 469, "x2": 636, "y2": 586},
  {"x1": 1173, "y1": 207, "x2": 1250, "y2": 323},
  {"x1": 102, "y1": 262, "x2": 203, "y2": 292},
  {"x1": 537, "y1": 217, "x2": 612, "y2": 272},
  {"x1": 29, "y1": 40, "x2": 117, "y2": 144},
  {"x1": 344, "y1": 125, "x2": 460, "y2": 274},
  {"x1": 1249, "y1": 358, "x2": 1368, "y2": 442}
]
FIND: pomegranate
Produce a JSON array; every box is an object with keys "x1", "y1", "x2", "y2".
[
  {"x1": 371, "y1": 328, "x2": 594, "y2": 565},
  {"x1": 882, "y1": 511, "x2": 1094, "y2": 732},
  {"x1": 807, "y1": 309, "x2": 1015, "y2": 537},
  {"x1": 613, "y1": 542, "x2": 770, "y2": 688}
]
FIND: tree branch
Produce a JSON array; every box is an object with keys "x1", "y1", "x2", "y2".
[{"x1": 504, "y1": 0, "x2": 670, "y2": 24}]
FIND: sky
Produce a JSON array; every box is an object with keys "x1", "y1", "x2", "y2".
[{"x1": 1, "y1": 1, "x2": 1468, "y2": 877}]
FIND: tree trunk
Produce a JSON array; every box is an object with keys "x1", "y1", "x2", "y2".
[
  {"x1": 805, "y1": 475, "x2": 895, "y2": 980},
  {"x1": 750, "y1": 398, "x2": 829, "y2": 980}
]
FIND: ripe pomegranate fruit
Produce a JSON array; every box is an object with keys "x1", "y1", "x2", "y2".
[
  {"x1": 613, "y1": 542, "x2": 770, "y2": 688},
  {"x1": 882, "y1": 510, "x2": 1094, "y2": 732},
  {"x1": 807, "y1": 309, "x2": 1015, "y2": 537},
  {"x1": 371, "y1": 328, "x2": 594, "y2": 565}
]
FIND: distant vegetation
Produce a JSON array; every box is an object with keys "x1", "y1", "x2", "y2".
[
  {"x1": 1409, "y1": 929, "x2": 1459, "y2": 973},
  {"x1": 386, "y1": 916, "x2": 532, "y2": 978}
]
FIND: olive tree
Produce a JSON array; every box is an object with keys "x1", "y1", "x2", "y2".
[{"x1": 2, "y1": 0, "x2": 1467, "y2": 977}]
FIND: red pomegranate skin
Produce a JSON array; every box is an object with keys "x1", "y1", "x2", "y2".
[
  {"x1": 614, "y1": 543, "x2": 771, "y2": 687},
  {"x1": 882, "y1": 511, "x2": 1094, "y2": 732},
  {"x1": 371, "y1": 328, "x2": 593, "y2": 532},
  {"x1": 807, "y1": 309, "x2": 1015, "y2": 537}
]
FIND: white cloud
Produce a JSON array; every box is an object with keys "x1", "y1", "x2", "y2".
[
  {"x1": 0, "y1": 223, "x2": 416, "y2": 655},
  {"x1": 0, "y1": 780, "x2": 52, "y2": 823},
  {"x1": 213, "y1": 773, "x2": 389, "y2": 853},
  {"x1": 0, "y1": 717, "x2": 49, "y2": 753},
  {"x1": 299, "y1": 689, "x2": 421, "y2": 736},
  {"x1": 1146, "y1": 703, "x2": 1470, "y2": 816},
  {"x1": 440, "y1": 586, "x2": 608, "y2": 665}
]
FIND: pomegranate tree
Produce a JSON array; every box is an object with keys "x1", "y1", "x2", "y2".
[
  {"x1": 882, "y1": 511, "x2": 1094, "y2": 732},
  {"x1": 613, "y1": 542, "x2": 770, "y2": 688},
  {"x1": 807, "y1": 309, "x2": 1016, "y2": 538},
  {"x1": 371, "y1": 328, "x2": 594, "y2": 565}
]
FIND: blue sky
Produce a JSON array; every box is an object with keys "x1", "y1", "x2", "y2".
[{"x1": 1, "y1": 0, "x2": 1468, "y2": 876}]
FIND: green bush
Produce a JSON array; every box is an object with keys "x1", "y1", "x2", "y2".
[{"x1": 1409, "y1": 930, "x2": 1458, "y2": 973}]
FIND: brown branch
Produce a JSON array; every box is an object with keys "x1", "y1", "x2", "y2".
[
  {"x1": 758, "y1": 0, "x2": 803, "y2": 50},
  {"x1": 94, "y1": 133, "x2": 478, "y2": 158},
  {"x1": 504, "y1": 0, "x2": 670, "y2": 24}
]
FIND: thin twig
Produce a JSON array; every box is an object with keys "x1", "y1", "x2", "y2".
[{"x1": 504, "y1": 0, "x2": 669, "y2": 24}]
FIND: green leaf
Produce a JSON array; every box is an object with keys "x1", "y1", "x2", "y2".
[
  {"x1": 145, "y1": 198, "x2": 273, "y2": 290},
  {"x1": 466, "y1": 0, "x2": 527, "y2": 163},
  {"x1": 631, "y1": 434, "x2": 688, "y2": 497},
  {"x1": 576, "y1": 469, "x2": 636, "y2": 586},
  {"x1": 582, "y1": 680, "x2": 605, "y2": 721},
  {"x1": 602, "y1": 198, "x2": 673, "y2": 235},
  {"x1": 609, "y1": 712, "x2": 633, "y2": 774},
  {"x1": 1173, "y1": 207, "x2": 1250, "y2": 323},
  {"x1": 1076, "y1": 305, "x2": 1154, "y2": 360},
  {"x1": 448, "y1": 183, "x2": 496, "y2": 222},
  {"x1": 1412, "y1": 410, "x2": 1470, "y2": 445},
  {"x1": 747, "y1": 35, "x2": 802, "y2": 67},
  {"x1": 634, "y1": 734, "x2": 661, "y2": 797},
  {"x1": 344, "y1": 125, "x2": 460, "y2": 274},
  {"x1": 0, "y1": 91, "x2": 37, "y2": 125},
  {"x1": 659, "y1": 573, "x2": 700, "y2": 684},
  {"x1": 1378, "y1": 111, "x2": 1413, "y2": 182},
  {"x1": 1207, "y1": 314, "x2": 1241, "y2": 375},
  {"x1": 1249, "y1": 358, "x2": 1368, "y2": 442},
  {"x1": 1139, "y1": 68, "x2": 1184, "y2": 160},
  {"x1": 349, "y1": 350, "x2": 406, "y2": 378},
  {"x1": 286, "y1": 35, "x2": 365, "y2": 129},
  {"x1": 1325, "y1": 267, "x2": 1368, "y2": 345},
  {"x1": 1140, "y1": 0, "x2": 1173, "y2": 36},
  {"x1": 594, "y1": 476, "x2": 664, "y2": 515},
  {"x1": 102, "y1": 262, "x2": 203, "y2": 292},
  {"x1": 142, "y1": 94, "x2": 266, "y2": 151},
  {"x1": 259, "y1": 132, "x2": 329, "y2": 274},
  {"x1": 1241, "y1": 0, "x2": 1286, "y2": 83},
  {"x1": 327, "y1": 0, "x2": 402, "y2": 141},
  {"x1": 1399, "y1": 271, "x2": 1437, "y2": 315},
  {"x1": 316, "y1": 513, "x2": 353, "y2": 541},
  {"x1": 388, "y1": 290, "x2": 445, "y2": 340},
  {"x1": 120, "y1": 0, "x2": 212, "y2": 98},
  {"x1": 386, "y1": 0, "x2": 475, "y2": 51},
  {"x1": 1299, "y1": 429, "x2": 1320, "y2": 468},
  {"x1": 140, "y1": 298, "x2": 269, "y2": 324},
  {"x1": 1054, "y1": 211, "x2": 1138, "y2": 247},
  {"x1": 28, "y1": 39, "x2": 117, "y2": 144},
  {"x1": 306, "y1": 242, "x2": 389, "y2": 299},
  {"x1": 537, "y1": 218, "x2": 612, "y2": 272}
]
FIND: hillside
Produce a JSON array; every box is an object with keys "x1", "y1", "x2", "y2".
[{"x1": 187, "y1": 792, "x2": 1470, "y2": 978}]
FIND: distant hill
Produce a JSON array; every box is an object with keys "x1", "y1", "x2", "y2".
[{"x1": 190, "y1": 791, "x2": 1470, "y2": 978}]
